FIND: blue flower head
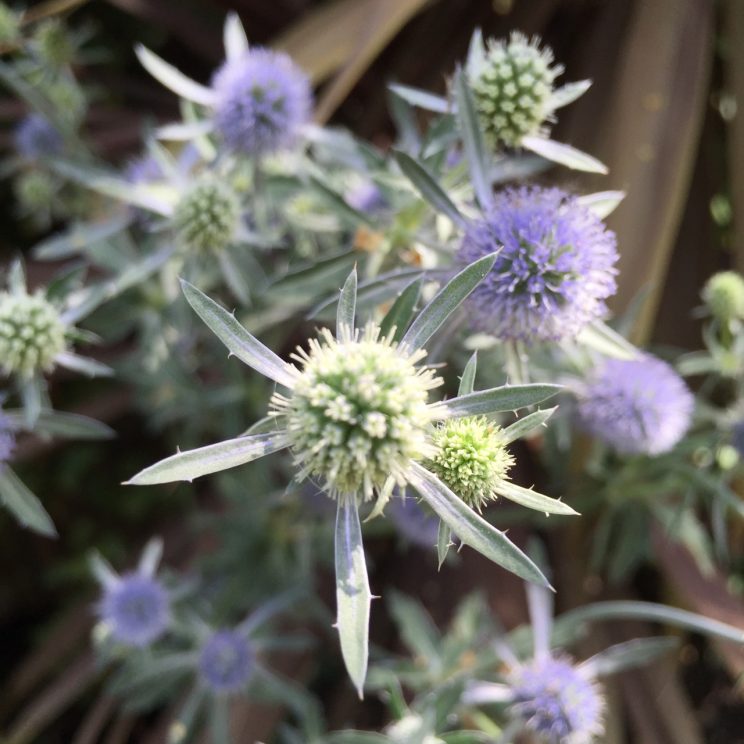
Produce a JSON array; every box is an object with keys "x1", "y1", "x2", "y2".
[
  {"x1": 510, "y1": 656, "x2": 604, "y2": 744},
  {"x1": 14, "y1": 114, "x2": 62, "y2": 160},
  {"x1": 346, "y1": 180, "x2": 386, "y2": 213},
  {"x1": 459, "y1": 187, "x2": 618, "y2": 342},
  {"x1": 576, "y1": 355, "x2": 694, "y2": 456},
  {"x1": 0, "y1": 411, "x2": 16, "y2": 466},
  {"x1": 198, "y1": 629, "x2": 254, "y2": 693},
  {"x1": 100, "y1": 572, "x2": 170, "y2": 647},
  {"x1": 211, "y1": 48, "x2": 312, "y2": 157}
]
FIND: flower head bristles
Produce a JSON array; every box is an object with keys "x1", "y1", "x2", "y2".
[
  {"x1": 702, "y1": 271, "x2": 744, "y2": 324},
  {"x1": 469, "y1": 32, "x2": 562, "y2": 149},
  {"x1": 173, "y1": 177, "x2": 240, "y2": 253},
  {"x1": 459, "y1": 187, "x2": 618, "y2": 342},
  {"x1": 271, "y1": 323, "x2": 441, "y2": 503},
  {"x1": 576, "y1": 355, "x2": 694, "y2": 456},
  {"x1": 211, "y1": 48, "x2": 312, "y2": 157},
  {"x1": 509, "y1": 656, "x2": 605, "y2": 744},
  {"x1": 0, "y1": 290, "x2": 67, "y2": 377},
  {"x1": 198, "y1": 629, "x2": 255, "y2": 694},
  {"x1": 13, "y1": 114, "x2": 63, "y2": 161},
  {"x1": 426, "y1": 417, "x2": 514, "y2": 511}
]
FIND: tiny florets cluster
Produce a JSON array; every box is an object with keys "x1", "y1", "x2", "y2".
[
  {"x1": 0, "y1": 411, "x2": 16, "y2": 466},
  {"x1": 702, "y1": 271, "x2": 744, "y2": 323},
  {"x1": 510, "y1": 656, "x2": 604, "y2": 744},
  {"x1": 173, "y1": 178, "x2": 240, "y2": 252},
  {"x1": 576, "y1": 355, "x2": 694, "y2": 456},
  {"x1": 99, "y1": 573, "x2": 170, "y2": 647},
  {"x1": 272, "y1": 324, "x2": 441, "y2": 501},
  {"x1": 459, "y1": 187, "x2": 618, "y2": 342},
  {"x1": 426, "y1": 417, "x2": 514, "y2": 511},
  {"x1": 211, "y1": 48, "x2": 312, "y2": 157},
  {"x1": 0, "y1": 291, "x2": 66, "y2": 377},
  {"x1": 198, "y1": 629, "x2": 254, "y2": 693},
  {"x1": 469, "y1": 32, "x2": 562, "y2": 149},
  {"x1": 13, "y1": 114, "x2": 63, "y2": 161}
]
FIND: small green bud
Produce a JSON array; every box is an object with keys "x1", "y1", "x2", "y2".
[
  {"x1": 0, "y1": 290, "x2": 67, "y2": 377},
  {"x1": 0, "y1": 3, "x2": 20, "y2": 45},
  {"x1": 14, "y1": 170, "x2": 56, "y2": 211},
  {"x1": 173, "y1": 178, "x2": 240, "y2": 252},
  {"x1": 716, "y1": 444, "x2": 739, "y2": 471},
  {"x1": 427, "y1": 416, "x2": 514, "y2": 511},
  {"x1": 702, "y1": 271, "x2": 744, "y2": 323},
  {"x1": 469, "y1": 32, "x2": 561, "y2": 149}
]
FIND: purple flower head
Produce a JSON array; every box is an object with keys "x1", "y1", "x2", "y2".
[
  {"x1": 211, "y1": 48, "x2": 312, "y2": 157},
  {"x1": 199, "y1": 629, "x2": 254, "y2": 693},
  {"x1": 576, "y1": 355, "x2": 694, "y2": 456},
  {"x1": 510, "y1": 655, "x2": 604, "y2": 744},
  {"x1": 0, "y1": 411, "x2": 16, "y2": 466},
  {"x1": 459, "y1": 187, "x2": 618, "y2": 342},
  {"x1": 346, "y1": 180, "x2": 386, "y2": 213},
  {"x1": 14, "y1": 114, "x2": 62, "y2": 160},
  {"x1": 388, "y1": 496, "x2": 440, "y2": 549},
  {"x1": 100, "y1": 572, "x2": 170, "y2": 647}
]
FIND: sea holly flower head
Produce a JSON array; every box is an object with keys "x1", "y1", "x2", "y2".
[
  {"x1": 702, "y1": 270, "x2": 744, "y2": 324},
  {"x1": 199, "y1": 628, "x2": 255, "y2": 693},
  {"x1": 576, "y1": 355, "x2": 694, "y2": 456},
  {"x1": 13, "y1": 114, "x2": 63, "y2": 161},
  {"x1": 173, "y1": 177, "x2": 240, "y2": 253},
  {"x1": 459, "y1": 187, "x2": 618, "y2": 342}
]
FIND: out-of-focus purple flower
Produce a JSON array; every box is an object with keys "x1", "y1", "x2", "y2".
[
  {"x1": 0, "y1": 411, "x2": 16, "y2": 466},
  {"x1": 388, "y1": 496, "x2": 440, "y2": 549},
  {"x1": 211, "y1": 48, "x2": 312, "y2": 157},
  {"x1": 510, "y1": 655, "x2": 604, "y2": 744},
  {"x1": 346, "y1": 180, "x2": 386, "y2": 213},
  {"x1": 576, "y1": 355, "x2": 694, "y2": 456},
  {"x1": 13, "y1": 114, "x2": 62, "y2": 160},
  {"x1": 99, "y1": 572, "x2": 170, "y2": 647},
  {"x1": 198, "y1": 629, "x2": 254, "y2": 693},
  {"x1": 459, "y1": 187, "x2": 618, "y2": 342},
  {"x1": 124, "y1": 153, "x2": 164, "y2": 185}
]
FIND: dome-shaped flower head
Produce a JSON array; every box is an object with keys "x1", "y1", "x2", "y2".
[
  {"x1": 99, "y1": 572, "x2": 170, "y2": 647},
  {"x1": 459, "y1": 187, "x2": 618, "y2": 342},
  {"x1": 199, "y1": 629, "x2": 254, "y2": 693},
  {"x1": 576, "y1": 355, "x2": 694, "y2": 456},
  {"x1": 211, "y1": 48, "x2": 312, "y2": 157},
  {"x1": 468, "y1": 32, "x2": 562, "y2": 149},
  {"x1": 13, "y1": 114, "x2": 62, "y2": 161},
  {"x1": 702, "y1": 270, "x2": 744, "y2": 324},
  {"x1": 510, "y1": 656, "x2": 604, "y2": 744}
]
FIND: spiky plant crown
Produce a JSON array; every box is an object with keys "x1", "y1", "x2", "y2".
[
  {"x1": 702, "y1": 271, "x2": 744, "y2": 323},
  {"x1": 173, "y1": 178, "x2": 240, "y2": 253},
  {"x1": 198, "y1": 629, "x2": 254, "y2": 693},
  {"x1": 0, "y1": 290, "x2": 66, "y2": 377},
  {"x1": 271, "y1": 323, "x2": 442, "y2": 502},
  {"x1": 470, "y1": 32, "x2": 562, "y2": 149}
]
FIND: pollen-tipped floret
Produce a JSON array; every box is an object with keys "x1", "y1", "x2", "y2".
[
  {"x1": 510, "y1": 656, "x2": 604, "y2": 744},
  {"x1": 702, "y1": 271, "x2": 744, "y2": 323},
  {"x1": 576, "y1": 355, "x2": 694, "y2": 456},
  {"x1": 459, "y1": 187, "x2": 618, "y2": 342},
  {"x1": 0, "y1": 411, "x2": 16, "y2": 466},
  {"x1": 426, "y1": 417, "x2": 514, "y2": 511},
  {"x1": 272, "y1": 324, "x2": 441, "y2": 501},
  {"x1": 173, "y1": 178, "x2": 240, "y2": 252},
  {"x1": 469, "y1": 33, "x2": 562, "y2": 149},
  {"x1": 99, "y1": 573, "x2": 170, "y2": 647},
  {"x1": 199, "y1": 629, "x2": 254, "y2": 693},
  {"x1": 0, "y1": 291, "x2": 66, "y2": 377},
  {"x1": 14, "y1": 114, "x2": 62, "y2": 160},
  {"x1": 211, "y1": 48, "x2": 312, "y2": 157}
]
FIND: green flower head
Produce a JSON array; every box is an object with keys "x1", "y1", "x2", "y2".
[
  {"x1": 173, "y1": 177, "x2": 240, "y2": 253},
  {"x1": 702, "y1": 270, "x2": 744, "y2": 323}
]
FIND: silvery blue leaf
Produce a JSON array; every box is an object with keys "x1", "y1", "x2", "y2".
[
  {"x1": 551, "y1": 79, "x2": 592, "y2": 108},
  {"x1": 579, "y1": 637, "x2": 679, "y2": 678},
  {"x1": 0, "y1": 467, "x2": 57, "y2": 537},
  {"x1": 379, "y1": 277, "x2": 422, "y2": 343},
  {"x1": 337, "y1": 267, "x2": 358, "y2": 336},
  {"x1": 223, "y1": 11, "x2": 249, "y2": 60},
  {"x1": 388, "y1": 83, "x2": 450, "y2": 114},
  {"x1": 435, "y1": 383, "x2": 561, "y2": 419},
  {"x1": 55, "y1": 351, "x2": 114, "y2": 378},
  {"x1": 135, "y1": 45, "x2": 215, "y2": 106},
  {"x1": 493, "y1": 479, "x2": 578, "y2": 516},
  {"x1": 576, "y1": 190, "x2": 625, "y2": 218},
  {"x1": 501, "y1": 407, "x2": 557, "y2": 444},
  {"x1": 521, "y1": 135, "x2": 608, "y2": 174}
]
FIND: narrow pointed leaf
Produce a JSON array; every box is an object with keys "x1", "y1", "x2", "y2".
[
  {"x1": 337, "y1": 268, "x2": 357, "y2": 336},
  {"x1": 224, "y1": 12, "x2": 249, "y2": 60},
  {"x1": 20, "y1": 375, "x2": 43, "y2": 428},
  {"x1": 335, "y1": 497, "x2": 371, "y2": 698},
  {"x1": 580, "y1": 637, "x2": 678, "y2": 678},
  {"x1": 551, "y1": 80, "x2": 592, "y2": 108},
  {"x1": 408, "y1": 463, "x2": 551, "y2": 587},
  {"x1": 379, "y1": 277, "x2": 422, "y2": 342},
  {"x1": 388, "y1": 83, "x2": 450, "y2": 113},
  {"x1": 0, "y1": 467, "x2": 57, "y2": 537},
  {"x1": 577, "y1": 190, "x2": 626, "y2": 219},
  {"x1": 157, "y1": 120, "x2": 214, "y2": 141},
  {"x1": 55, "y1": 351, "x2": 114, "y2": 378},
  {"x1": 180, "y1": 280, "x2": 297, "y2": 388},
  {"x1": 33, "y1": 213, "x2": 133, "y2": 261},
  {"x1": 126, "y1": 432, "x2": 289, "y2": 485},
  {"x1": 436, "y1": 384, "x2": 561, "y2": 419},
  {"x1": 494, "y1": 479, "x2": 577, "y2": 516},
  {"x1": 393, "y1": 150, "x2": 465, "y2": 225},
  {"x1": 501, "y1": 407, "x2": 557, "y2": 444},
  {"x1": 401, "y1": 253, "x2": 497, "y2": 352},
  {"x1": 458, "y1": 352, "x2": 477, "y2": 395},
  {"x1": 135, "y1": 45, "x2": 215, "y2": 105},
  {"x1": 522, "y1": 136, "x2": 608, "y2": 174},
  {"x1": 5, "y1": 410, "x2": 115, "y2": 440},
  {"x1": 576, "y1": 320, "x2": 639, "y2": 360}
]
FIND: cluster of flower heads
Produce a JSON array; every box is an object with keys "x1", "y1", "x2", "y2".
[
  {"x1": 576, "y1": 355, "x2": 694, "y2": 456},
  {"x1": 459, "y1": 186, "x2": 618, "y2": 342}
]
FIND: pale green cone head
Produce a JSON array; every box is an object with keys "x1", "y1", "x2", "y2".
[
  {"x1": 702, "y1": 270, "x2": 744, "y2": 323},
  {"x1": 173, "y1": 177, "x2": 240, "y2": 253}
]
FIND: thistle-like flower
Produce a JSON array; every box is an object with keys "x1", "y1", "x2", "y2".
[
  {"x1": 702, "y1": 270, "x2": 744, "y2": 324},
  {"x1": 199, "y1": 629, "x2": 255, "y2": 693},
  {"x1": 126, "y1": 258, "x2": 574, "y2": 694},
  {"x1": 468, "y1": 32, "x2": 562, "y2": 149},
  {"x1": 13, "y1": 114, "x2": 63, "y2": 161},
  {"x1": 459, "y1": 187, "x2": 618, "y2": 342},
  {"x1": 575, "y1": 355, "x2": 694, "y2": 456}
]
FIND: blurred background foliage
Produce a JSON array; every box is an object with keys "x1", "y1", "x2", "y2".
[{"x1": 1, "y1": 0, "x2": 744, "y2": 742}]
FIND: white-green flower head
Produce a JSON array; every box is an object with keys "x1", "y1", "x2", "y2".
[
  {"x1": 427, "y1": 417, "x2": 514, "y2": 512},
  {"x1": 271, "y1": 323, "x2": 442, "y2": 502},
  {"x1": 702, "y1": 270, "x2": 744, "y2": 324},
  {"x1": 469, "y1": 32, "x2": 562, "y2": 149},
  {"x1": 173, "y1": 177, "x2": 240, "y2": 253},
  {"x1": 0, "y1": 290, "x2": 66, "y2": 377}
]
